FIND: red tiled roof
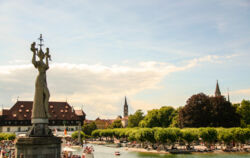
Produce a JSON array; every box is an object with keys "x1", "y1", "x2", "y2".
[
  {"x1": 2, "y1": 101, "x2": 85, "y2": 121},
  {"x1": 75, "y1": 109, "x2": 85, "y2": 116}
]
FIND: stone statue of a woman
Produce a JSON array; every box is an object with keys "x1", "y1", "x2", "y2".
[{"x1": 30, "y1": 42, "x2": 51, "y2": 120}]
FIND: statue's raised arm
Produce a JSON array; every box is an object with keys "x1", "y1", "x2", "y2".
[{"x1": 31, "y1": 42, "x2": 38, "y2": 68}]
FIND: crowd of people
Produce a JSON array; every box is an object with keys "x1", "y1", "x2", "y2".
[{"x1": 0, "y1": 140, "x2": 15, "y2": 158}]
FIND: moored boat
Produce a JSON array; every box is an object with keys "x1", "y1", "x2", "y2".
[{"x1": 115, "y1": 151, "x2": 121, "y2": 156}]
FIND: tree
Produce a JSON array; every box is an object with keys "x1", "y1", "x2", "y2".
[
  {"x1": 199, "y1": 128, "x2": 218, "y2": 148},
  {"x1": 181, "y1": 128, "x2": 199, "y2": 149},
  {"x1": 109, "y1": 120, "x2": 123, "y2": 128},
  {"x1": 179, "y1": 93, "x2": 212, "y2": 127},
  {"x1": 238, "y1": 100, "x2": 250, "y2": 126},
  {"x1": 210, "y1": 96, "x2": 240, "y2": 127},
  {"x1": 179, "y1": 93, "x2": 240, "y2": 128},
  {"x1": 82, "y1": 122, "x2": 97, "y2": 136},
  {"x1": 128, "y1": 110, "x2": 144, "y2": 127},
  {"x1": 72, "y1": 131, "x2": 86, "y2": 140},
  {"x1": 140, "y1": 106, "x2": 176, "y2": 128},
  {"x1": 170, "y1": 107, "x2": 182, "y2": 127}
]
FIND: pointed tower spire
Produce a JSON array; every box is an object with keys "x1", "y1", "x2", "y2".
[
  {"x1": 215, "y1": 80, "x2": 221, "y2": 97},
  {"x1": 124, "y1": 96, "x2": 128, "y2": 117}
]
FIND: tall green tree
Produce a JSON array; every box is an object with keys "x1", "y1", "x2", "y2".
[
  {"x1": 128, "y1": 110, "x2": 144, "y2": 127},
  {"x1": 238, "y1": 100, "x2": 250, "y2": 126},
  {"x1": 82, "y1": 122, "x2": 97, "y2": 136},
  {"x1": 109, "y1": 119, "x2": 123, "y2": 128},
  {"x1": 140, "y1": 106, "x2": 176, "y2": 128}
]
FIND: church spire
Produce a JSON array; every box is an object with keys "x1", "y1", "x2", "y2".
[
  {"x1": 124, "y1": 96, "x2": 128, "y2": 117},
  {"x1": 215, "y1": 80, "x2": 221, "y2": 97}
]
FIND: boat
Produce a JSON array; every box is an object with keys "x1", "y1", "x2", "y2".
[{"x1": 115, "y1": 151, "x2": 121, "y2": 156}]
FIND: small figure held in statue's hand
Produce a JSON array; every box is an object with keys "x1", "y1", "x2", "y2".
[
  {"x1": 45, "y1": 47, "x2": 51, "y2": 61},
  {"x1": 30, "y1": 42, "x2": 37, "y2": 54}
]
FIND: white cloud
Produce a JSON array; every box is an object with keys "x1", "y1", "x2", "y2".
[
  {"x1": 231, "y1": 88, "x2": 250, "y2": 95},
  {"x1": 0, "y1": 54, "x2": 233, "y2": 119}
]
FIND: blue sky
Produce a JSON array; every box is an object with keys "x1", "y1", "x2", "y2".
[{"x1": 0, "y1": 0, "x2": 250, "y2": 119}]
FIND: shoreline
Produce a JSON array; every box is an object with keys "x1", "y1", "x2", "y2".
[
  {"x1": 88, "y1": 141, "x2": 250, "y2": 155},
  {"x1": 124, "y1": 147, "x2": 250, "y2": 155}
]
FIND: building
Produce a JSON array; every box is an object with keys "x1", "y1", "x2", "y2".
[
  {"x1": 85, "y1": 118, "x2": 113, "y2": 129},
  {"x1": 121, "y1": 97, "x2": 129, "y2": 127},
  {"x1": 0, "y1": 101, "x2": 86, "y2": 134},
  {"x1": 124, "y1": 96, "x2": 128, "y2": 117},
  {"x1": 215, "y1": 80, "x2": 222, "y2": 97},
  {"x1": 84, "y1": 96, "x2": 130, "y2": 129}
]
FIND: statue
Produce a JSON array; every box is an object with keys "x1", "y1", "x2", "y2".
[
  {"x1": 30, "y1": 35, "x2": 51, "y2": 119},
  {"x1": 15, "y1": 34, "x2": 61, "y2": 158}
]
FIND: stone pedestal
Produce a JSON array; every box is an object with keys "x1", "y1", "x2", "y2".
[
  {"x1": 26, "y1": 119, "x2": 52, "y2": 137},
  {"x1": 15, "y1": 136, "x2": 62, "y2": 158}
]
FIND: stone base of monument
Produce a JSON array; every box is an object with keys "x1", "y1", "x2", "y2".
[{"x1": 15, "y1": 136, "x2": 62, "y2": 158}]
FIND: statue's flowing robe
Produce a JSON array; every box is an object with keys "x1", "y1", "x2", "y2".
[{"x1": 32, "y1": 61, "x2": 50, "y2": 119}]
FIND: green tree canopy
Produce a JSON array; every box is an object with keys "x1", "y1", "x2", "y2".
[
  {"x1": 140, "y1": 106, "x2": 176, "y2": 128},
  {"x1": 82, "y1": 122, "x2": 97, "y2": 136},
  {"x1": 128, "y1": 110, "x2": 144, "y2": 127},
  {"x1": 109, "y1": 119, "x2": 123, "y2": 128},
  {"x1": 238, "y1": 100, "x2": 250, "y2": 126}
]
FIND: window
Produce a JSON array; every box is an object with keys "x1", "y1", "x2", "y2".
[
  {"x1": 7, "y1": 127, "x2": 10, "y2": 132},
  {"x1": 65, "y1": 110, "x2": 68, "y2": 113},
  {"x1": 24, "y1": 114, "x2": 27, "y2": 118},
  {"x1": 26, "y1": 109, "x2": 29, "y2": 112},
  {"x1": 18, "y1": 127, "x2": 21, "y2": 132},
  {"x1": 20, "y1": 104, "x2": 24, "y2": 108},
  {"x1": 50, "y1": 105, "x2": 54, "y2": 109},
  {"x1": 13, "y1": 114, "x2": 17, "y2": 117},
  {"x1": 19, "y1": 109, "x2": 22, "y2": 112},
  {"x1": 60, "y1": 109, "x2": 64, "y2": 112},
  {"x1": 65, "y1": 106, "x2": 69, "y2": 109}
]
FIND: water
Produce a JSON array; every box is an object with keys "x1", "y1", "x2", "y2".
[{"x1": 73, "y1": 144, "x2": 250, "y2": 158}]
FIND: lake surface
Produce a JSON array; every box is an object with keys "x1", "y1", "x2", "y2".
[{"x1": 75, "y1": 144, "x2": 250, "y2": 158}]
